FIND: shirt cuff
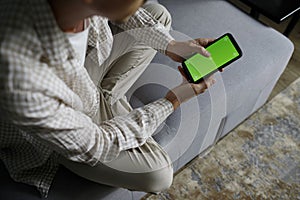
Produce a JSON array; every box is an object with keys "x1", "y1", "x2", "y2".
[
  {"x1": 143, "y1": 98, "x2": 174, "y2": 126},
  {"x1": 153, "y1": 24, "x2": 174, "y2": 54}
]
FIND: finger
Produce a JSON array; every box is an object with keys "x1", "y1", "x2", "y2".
[
  {"x1": 195, "y1": 38, "x2": 215, "y2": 47},
  {"x1": 191, "y1": 75, "x2": 216, "y2": 95},
  {"x1": 209, "y1": 78, "x2": 216, "y2": 86},
  {"x1": 194, "y1": 38, "x2": 209, "y2": 46},
  {"x1": 206, "y1": 77, "x2": 216, "y2": 87},
  {"x1": 218, "y1": 68, "x2": 224, "y2": 72},
  {"x1": 205, "y1": 38, "x2": 216, "y2": 46},
  {"x1": 192, "y1": 82, "x2": 207, "y2": 94},
  {"x1": 192, "y1": 44, "x2": 210, "y2": 57},
  {"x1": 203, "y1": 75, "x2": 216, "y2": 88}
]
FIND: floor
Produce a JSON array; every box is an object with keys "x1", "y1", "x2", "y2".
[
  {"x1": 227, "y1": 0, "x2": 300, "y2": 99},
  {"x1": 144, "y1": 77, "x2": 300, "y2": 200},
  {"x1": 143, "y1": 0, "x2": 300, "y2": 200}
]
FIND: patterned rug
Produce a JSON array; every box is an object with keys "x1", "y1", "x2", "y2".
[{"x1": 143, "y1": 78, "x2": 300, "y2": 200}]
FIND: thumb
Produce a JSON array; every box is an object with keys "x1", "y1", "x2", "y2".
[{"x1": 193, "y1": 44, "x2": 210, "y2": 57}]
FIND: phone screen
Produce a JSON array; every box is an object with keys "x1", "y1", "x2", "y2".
[{"x1": 184, "y1": 34, "x2": 241, "y2": 82}]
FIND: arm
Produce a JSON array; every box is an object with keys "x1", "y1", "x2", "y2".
[
  {"x1": 1, "y1": 91, "x2": 173, "y2": 165},
  {"x1": 0, "y1": 47, "x2": 173, "y2": 166},
  {"x1": 116, "y1": 7, "x2": 214, "y2": 65},
  {"x1": 115, "y1": 7, "x2": 174, "y2": 54}
]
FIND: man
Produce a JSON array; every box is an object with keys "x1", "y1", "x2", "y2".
[{"x1": 0, "y1": 0, "x2": 216, "y2": 197}]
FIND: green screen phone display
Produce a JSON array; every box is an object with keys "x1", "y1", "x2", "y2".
[{"x1": 183, "y1": 34, "x2": 242, "y2": 83}]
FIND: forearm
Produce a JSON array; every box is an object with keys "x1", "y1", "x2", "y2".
[
  {"x1": 165, "y1": 84, "x2": 196, "y2": 110},
  {"x1": 165, "y1": 93, "x2": 180, "y2": 111},
  {"x1": 1, "y1": 90, "x2": 173, "y2": 164}
]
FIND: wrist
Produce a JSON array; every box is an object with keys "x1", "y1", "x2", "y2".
[
  {"x1": 166, "y1": 40, "x2": 176, "y2": 54},
  {"x1": 165, "y1": 92, "x2": 180, "y2": 110},
  {"x1": 165, "y1": 83, "x2": 197, "y2": 110}
]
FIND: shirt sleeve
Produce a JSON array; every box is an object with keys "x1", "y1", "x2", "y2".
[
  {"x1": 115, "y1": 7, "x2": 174, "y2": 54},
  {"x1": 1, "y1": 91, "x2": 173, "y2": 165},
  {"x1": 0, "y1": 49, "x2": 174, "y2": 166}
]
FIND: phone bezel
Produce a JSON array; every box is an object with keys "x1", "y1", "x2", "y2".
[{"x1": 182, "y1": 33, "x2": 242, "y2": 83}]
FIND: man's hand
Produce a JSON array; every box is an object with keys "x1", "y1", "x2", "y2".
[
  {"x1": 165, "y1": 66, "x2": 216, "y2": 110},
  {"x1": 164, "y1": 38, "x2": 225, "y2": 109},
  {"x1": 165, "y1": 38, "x2": 215, "y2": 62}
]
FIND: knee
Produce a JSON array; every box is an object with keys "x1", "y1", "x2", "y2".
[
  {"x1": 143, "y1": 3, "x2": 172, "y2": 30},
  {"x1": 140, "y1": 165, "x2": 174, "y2": 193}
]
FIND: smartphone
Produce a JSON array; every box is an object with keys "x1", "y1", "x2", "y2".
[{"x1": 182, "y1": 33, "x2": 242, "y2": 83}]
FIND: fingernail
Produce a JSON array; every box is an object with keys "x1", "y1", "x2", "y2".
[{"x1": 205, "y1": 51, "x2": 211, "y2": 57}]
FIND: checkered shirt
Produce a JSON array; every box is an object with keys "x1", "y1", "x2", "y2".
[{"x1": 0, "y1": 0, "x2": 174, "y2": 197}]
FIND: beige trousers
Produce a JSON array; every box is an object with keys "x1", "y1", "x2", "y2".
[{"x1": 59, "y1": 3, "x2": 174, "y2": 193}]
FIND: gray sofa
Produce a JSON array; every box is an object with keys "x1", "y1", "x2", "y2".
[{"x1": 0, "y1": 0, "x2": 294, "y2": 199}]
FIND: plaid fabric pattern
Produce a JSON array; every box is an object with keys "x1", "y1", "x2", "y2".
[
  {"x1": 117, "y1": 7, "x2": 173, "y2": 54},
  {"x1": 0, "y1": 0, "x2": 174, "y2": 197}
]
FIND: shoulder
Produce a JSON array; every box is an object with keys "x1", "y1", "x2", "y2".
[
  {"x1": 0, "y1": 0, "x2": 33, "y2": 30},
  {"x1": 0, "y1": 0, "x2": 42, "y2": 60}
]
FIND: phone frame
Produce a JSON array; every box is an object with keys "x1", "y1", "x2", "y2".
[{"x1": 182, "y1": 33, "x2": 242, "y2": 83}]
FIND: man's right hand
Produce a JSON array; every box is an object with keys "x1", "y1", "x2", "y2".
[{"x1": 165, "y1": 66, "x2": 216, "y2": 110}]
